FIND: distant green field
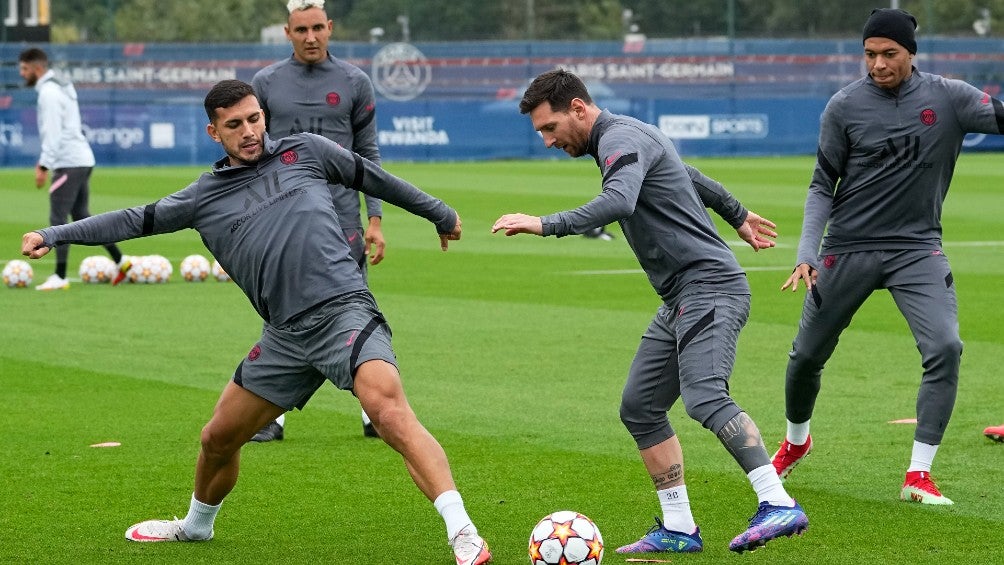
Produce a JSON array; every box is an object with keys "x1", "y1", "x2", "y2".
[{"x1": 1, "y1": 155, "x2": 1002, "y2": 564}]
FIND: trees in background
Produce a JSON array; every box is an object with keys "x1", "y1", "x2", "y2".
[{"x1": 49, "y1": 0, "x2": 1004, "y2": 43}]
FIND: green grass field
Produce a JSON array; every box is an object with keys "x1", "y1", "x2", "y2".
[{"x1": 1, "y1": 155, "x2": 1002, "y2": 564}]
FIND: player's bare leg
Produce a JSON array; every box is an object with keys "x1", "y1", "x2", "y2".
[
  {"x1": 126, "y1": 381, "x2": 284, "y2": 542},
  {"x1": 354, "y1": 360, "x2": 491, "y2": 564},
  {"x1": 195, "y1": 381, "x2": 286, "y2": 504},
  {"x1": 354, "y1": 359, "x2": 457, "y2": 499}
]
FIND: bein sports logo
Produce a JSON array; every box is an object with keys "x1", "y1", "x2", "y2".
[{"x1": 658, "y1": 114, "x2": 769, "y2": 140}]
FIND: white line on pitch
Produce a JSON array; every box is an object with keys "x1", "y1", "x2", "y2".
[{"x1": 571, "y1": 266, "x2": 792, "y2": 276}]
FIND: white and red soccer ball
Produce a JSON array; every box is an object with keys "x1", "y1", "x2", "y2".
[
  {"x1": 128, "y1": 255, "x2": 173, "y2": 284},
  {"x1": 2, "y1": 259, "x2": 34, "y2": 288},
  {"x1": 180, "y1": 254, "x2": 211, "y2": 282},
  {"x1": 78, "y1": 255, "x2": 117, "y2": 284},
  {"x1": 529, "y1": 511, "x2": 604, "y2": 565}
]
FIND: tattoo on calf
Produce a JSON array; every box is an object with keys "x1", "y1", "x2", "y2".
[
  {"x1": 651, "y1": 463, "x2": 684, "y2": 488},
  {"x1": 717, "y1": 412, "x2": 769, "y2": 473}
]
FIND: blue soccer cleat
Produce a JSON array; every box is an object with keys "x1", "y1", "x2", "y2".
[
  {"x1": 615, "y1": 517, "x2": 703, "y2": 553},
  {"x1": 729, "y1": 501, "x2": 808, "y2": 553}
]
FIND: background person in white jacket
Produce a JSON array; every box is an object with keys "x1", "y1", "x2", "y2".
[{"x1": 17, "y1": 48, "x2": 130, "y2": 290}]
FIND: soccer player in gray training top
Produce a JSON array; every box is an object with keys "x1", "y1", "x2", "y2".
[
  {"x1": 771, "y1": 8, "x2": 1004, "y2": 506},
  {"x1": 491, "y1": 69, "x2": 809, "y2": 554},
  {"x1": 20, "y1": 80, "x2": 492, "y2": 565},
  {"x1": 17, "y1": 48, "x2": 131, "y2": 290},
  {"x1": 249, "y1": 0, "x2": 384, "y2": 441}
]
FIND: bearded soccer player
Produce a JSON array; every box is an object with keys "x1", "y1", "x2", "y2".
[
  {"x1": 492, "y1": 69, "x2": 807, "y2": 554},
  {"x1": 20, "y1": 79, "x2": 491, "y2": 565}
]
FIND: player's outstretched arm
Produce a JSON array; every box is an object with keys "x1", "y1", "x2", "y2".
[
  {"x1": 491, "y1": 213, "x2": 543, "y2": 236},
  {"x1": 21, "y1": 231, "x2": 50, "y2": 259},
  {"x1": 736, "y1": 211, "x2": 777, "y2": 252}
]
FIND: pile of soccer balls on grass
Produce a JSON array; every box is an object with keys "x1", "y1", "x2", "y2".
[{"x1": 3, "y1": 254, "x2": 232, "y2": 288}]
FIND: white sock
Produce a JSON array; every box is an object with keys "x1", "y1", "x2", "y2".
[
  {"x1": 657, "y1": 485, "x2": 697, "y2": 534},
  {"x1": 181, "y1": 493, "x2": 220, "y2": 540},
  {"x1": 361, "y1": 409, "x2": 372, "y2": 426},
  {"x1": 434, "y1": 490, "x2": 474, "y2": 542},
  {"x1": 907, "y1": 441, "x2": 939, "y2": 473},
  {"x1": 275, "y1": 413, "x2": 285, "y2": 427},
  {"x1": 786, "y1": 419, "x2": 811, "y2": 445},
  {"x1": 748, "y1": 464, "x2": 795, "y2": 507}
]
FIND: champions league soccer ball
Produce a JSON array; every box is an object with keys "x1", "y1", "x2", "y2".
[
  {"x1": 528, "y1": 511, "x2": 604, "y2": 565},
  {"x1": 128, "y1": 255, "x2": 173, "y2": 284},
  {"x1": 180, "y1": 254, "x2": 211, "y2": 282},
  {"x1": 210, "y1": 259, "x2": 231, "y2": 282},
  {"x1": 78, "y1": 255, "x2": 117, "y2": 284},
  {"x1": 2, "y1": 259, "x2": 34, "y2": 288}
]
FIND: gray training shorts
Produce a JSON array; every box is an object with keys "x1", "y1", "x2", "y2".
[
  {"x1": 233, "y1": 291, "x2": 397, "y2": 410},
  {"x1": 620, "y1": 289, "x2": 750, "y2": 449}
]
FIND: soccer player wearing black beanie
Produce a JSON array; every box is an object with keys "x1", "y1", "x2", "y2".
[{"x1": 772, "y1": 8, "x2": 1004, "y2": 506}]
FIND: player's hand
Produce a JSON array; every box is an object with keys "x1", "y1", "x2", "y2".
[
  {"x1": 737, "y1": 211, "x2": 777, "y2": 252},
  {"x1": 364, "y1": 218, "x2": 386, "y2": 265},
  {"x1": 21, "y1": 231, "x2": 50, "y2": 259},
  {"x1": 491, "y1": 213, "x2": 543, "y2": 236},
  {"x1": 440, "y1": 214, "x2": 462, "y2": 251},
  {"x1": 34, "y1": 165, "x2": 47, "y2": 189},
  {"x1": 781, "y1": 263, "x2": 817, "y2": 292}
]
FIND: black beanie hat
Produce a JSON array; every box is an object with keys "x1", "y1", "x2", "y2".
[{"x1": 862, "y1": 8, "x2": 918, "y2": 54}]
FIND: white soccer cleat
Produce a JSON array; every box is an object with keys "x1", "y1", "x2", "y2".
[
  {"x1": 35, "y1": 274, "x2": 69, "y2": 291},
  {"x1": 450, "y1": 527, "x2": 492, "y2": 565},
  {"x1": 125, "y1": 518, "x2": 213, "y2": 542}
]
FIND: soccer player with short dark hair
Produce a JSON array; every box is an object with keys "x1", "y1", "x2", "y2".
[
  {"x1": 492, "y1": 68, "x2": 808, "y2": 554},
  {"x1": 17, "y1": 47, "x2": 131, "y2": 290},
  {"x1": 771, "y1": 8, "x2": 1004, "y2": 505},
  {"x1": 20, "y1": 79, "x2": 492, "y2": 565}
]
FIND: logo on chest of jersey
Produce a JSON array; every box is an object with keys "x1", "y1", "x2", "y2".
[
  {"x1": 920, "y1": 108, "x2": 937, "y2": 126},
  {"x1": 230, "y1": 170, "x2": 307, "y2": 233},
  {"x1": 864, "y1": 135, "x2": 932, "y2": 170},
  {"x1": 326, "y1": 92, "x2": 341, "y2": 106},
  {"x1": 280, "y1": 150, "x2": 298, "y2": 165}
]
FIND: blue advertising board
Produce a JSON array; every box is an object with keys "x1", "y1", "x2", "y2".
[{"x1": 1, "y1": 38, "x2": 1001, "y2": 167}]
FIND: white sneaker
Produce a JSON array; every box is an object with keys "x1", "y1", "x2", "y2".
[
  {"x1": 125, "y1": 518, "x2": 213, "y2": 542},
  {"x1": 450, "y1": 527, "x2": 492, "y2": 565},
  {"x1": 35, "y1": 274, "x2": 69, "y2": 291}
]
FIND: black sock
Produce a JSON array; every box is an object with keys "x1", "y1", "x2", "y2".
[{"x1": 105, "y1": 244, "x2": 123, "y2": 264}]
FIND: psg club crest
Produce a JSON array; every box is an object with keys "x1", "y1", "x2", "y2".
[
  {"x1": 326, "y1": 92, "x2": 341, "y2": 106},
  {"x1": 280, "y1": 150, "x2": 298, "y2": 165},
  {"x1": 920, "y1": 108, "x2": 937, "y2": 126},
  {"x1": 823, "y1": 255, "x2": 836, "y2": 269},
  {"x1": 248, "y1": 344, "x2": 261, "y2": 361}
]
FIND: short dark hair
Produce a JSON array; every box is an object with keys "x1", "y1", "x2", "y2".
[
  {"x1": 518, "y1": 69, "x2": 593, "y2": 115},
  {"x1": 18, "y1": 47, "x2": 48, "y2": 66},
  {"x1": 204, "y1": 79, "x2": 257, "y2": 120}
]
